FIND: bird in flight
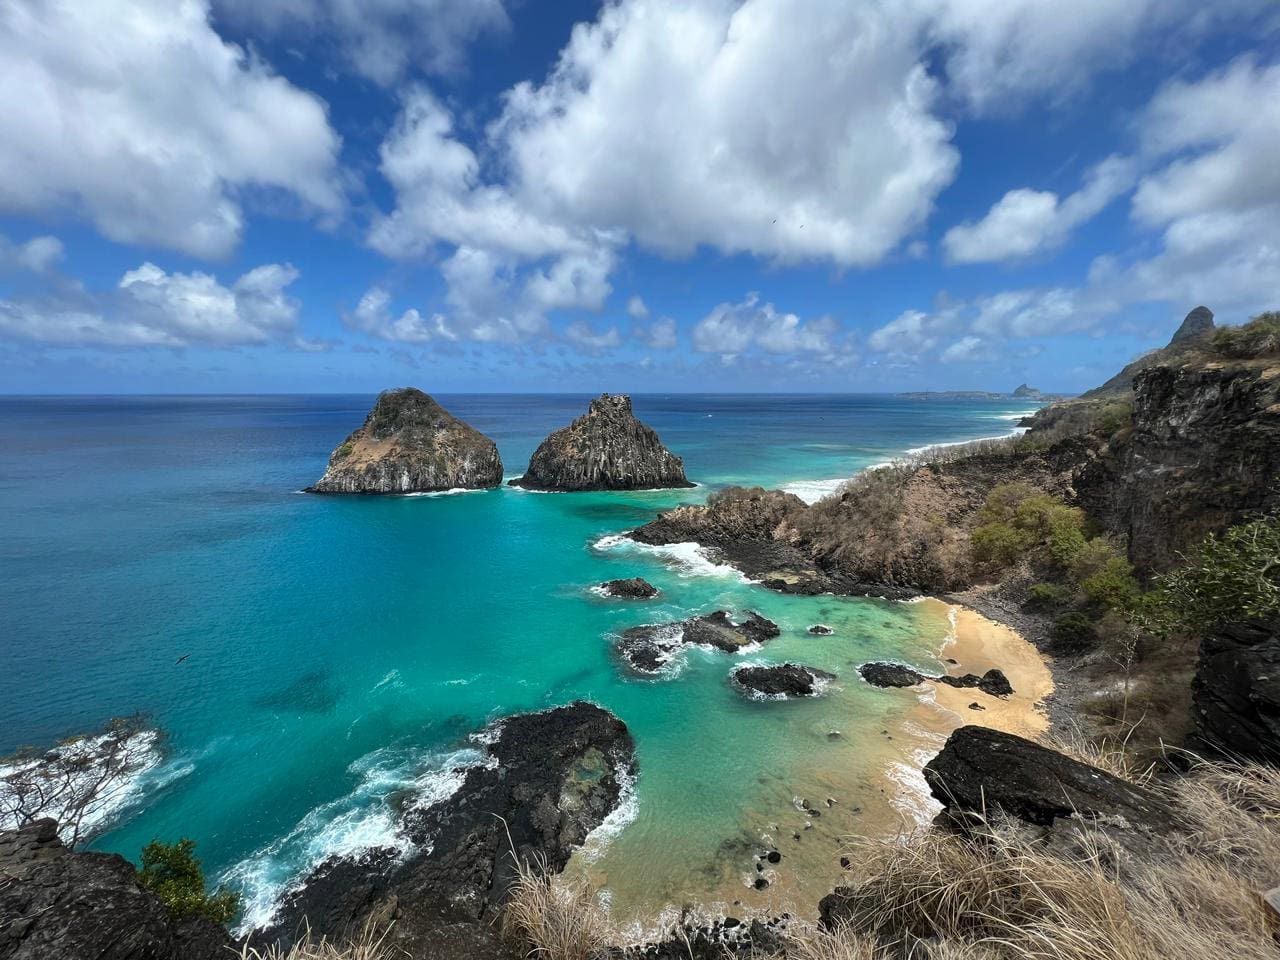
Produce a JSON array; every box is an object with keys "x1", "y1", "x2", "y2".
[{"x1": 175, "y1": 654, "x2": 190, "y2": 664}]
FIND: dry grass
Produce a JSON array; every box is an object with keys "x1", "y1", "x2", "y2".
[
  {"x1": 237, "y1": 921, "x2": 399, "y2": 960},
  {"x1": 503, "y1": 853, "x2": 612, "y2": 960},
  {"x1": 1041, "y1": 725, "x2": 1155, "y2": 785}
]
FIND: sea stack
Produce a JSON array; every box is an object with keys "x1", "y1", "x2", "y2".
[
  {"x1": 510, "y1": 393, "x2": 693, "y2": 491},
  {"x1": 307, "y1": 388, "x2": 502, "y2": 494}
]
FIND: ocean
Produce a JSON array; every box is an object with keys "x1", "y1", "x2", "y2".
[{"x1": 0, "y1": 393, "x2": 1040, "y2": 930}]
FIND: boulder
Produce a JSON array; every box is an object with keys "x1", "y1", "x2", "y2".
[
  {"x1": 1192, "y1": 618, "x2": 1280, "y2": 764},
  {"x1": 0, "y1": 819, "x2": 235, "y2": 960},
  {"x1": 922, "y1": 725, "x2": 1176, "y2": 829},
  {"x1": 599, "y1": 577, "x2": 659, "y2": 599},
  {"x1": 308, "y1": 388, "x2": 502, "y2": 494},
  {"x1": 616, "y1": 611, "x2": 780, "y2": 674},
  {"x1": 731, "y1": 663, "x2": 836, "y2": 699},
  {"x1": 858, "y1": 663, "x2": 1013, "y2": 698},
  {"x1": 260, "y1": 702, "x2": 634, "y2": 959},
  {"x1": 510, "y1": 395, "x2": 693, "y2": 491},
  {"x1": 807, "y1": 624, "x2": 834, "y2": 635}
]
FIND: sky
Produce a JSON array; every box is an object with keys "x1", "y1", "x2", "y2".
[{"x1": 1, "y1": 1, "x2": 1278, "y2": 394}]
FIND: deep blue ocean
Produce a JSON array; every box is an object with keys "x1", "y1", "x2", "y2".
[{"x1": 0, "y1": 393, "x2": 1040, "y2": 928}]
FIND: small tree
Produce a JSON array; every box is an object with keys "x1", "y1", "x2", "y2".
[
  {"x1": 0, "y1": 715, "x2": 157, "y2": 848},
  {"x1": 139, "y1": 838, "x2": 240, "y2": 924}
]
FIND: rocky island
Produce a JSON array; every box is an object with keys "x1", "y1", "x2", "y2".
[
  {"x1": 616, "y1": 610, "x2": 780, "y2": 673},
  {"x1": 730, "y1": 663, "x2": 836, "y2": 699},
  {"x1": 307, "y1": 388, "x2": 502, "y2": 494},
  {"x1": 509, "y1": 394, "x2": 693, "y2": 491}
]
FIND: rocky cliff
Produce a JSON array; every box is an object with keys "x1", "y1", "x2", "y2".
[
  {"x1": 0, "y1": 819, "x2": 234, "y2": 960},
  {"x1": 308, "y1": 388, "x2": 502, "y2": 494},
  {"x1": 1080, "y1": 305, "x2": 1215, "y2": 399},
  {"x1": 510, "y1": 394, "x2": 693, "y2": 491}
]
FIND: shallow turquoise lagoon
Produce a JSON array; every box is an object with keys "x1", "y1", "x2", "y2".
[{"x1": 0, "y1": 393, "x2": 1040, "y2": 926}]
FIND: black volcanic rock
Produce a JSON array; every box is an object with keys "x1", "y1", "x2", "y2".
[
  {"x1": 858, "y1": 662, "x2": 1013, "y2": 697},
  {"x1": 616, "y1": 611, "x2": 780, "y2": 674},
  {"x1": 922, "y1": 726, "x2": 1176, "y2": 830},
  {"x1": 1192, "y1": 617, "x2": 1280, "y2": 764},
  {"x1": 0, "y1": 819, "x2": 234, "y2": 960},
  {"x1": 260, "y1": 702, "x2": 633, "y2": 959},
  {"x1": 308, "y1": 388, "x2": 502, "y2": 494},
  {"x1": 807, "y1": 624, "x2": 834, "y2": 635},
  {"x1": 510, "y1": 394, "x2": 693, "y2": 491},
  {"x1": 1170, "y1": 305, "x2": 1215, "y2": 344},
  {"x1": 599, "y1": 577, "x2": 659, "y2": 599},
  {"x1": 731, "y1": 663, "x2": 836, "y2": 699}
]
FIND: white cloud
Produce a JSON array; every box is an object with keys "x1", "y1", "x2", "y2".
[
  {"x1": 564, "y1": 320, "x2": 622, "y2": 352},
  {"x1": 0, "y1": 234, "x2": 63, "y2": 273},
  {"x1": 0, "y1": 0, "x2": 343, "y2": 259},
  {"x1": 867, "y1": 308, "x2": 958, "y2": 358},
  {"x1": 343, "y1": 287, "x2": 456, "y2": 343},
  {"x1": 939, "y1": 335, "x2": 988, "y2": 363},
  {"x1": 693, "y1": 293, "x2": 841, "y2": 357},
  {"x1": 524, "y1": 248, "x2": 615, "y2": 312},
  {"x1": 626, "y1": 295, "x2": 649, "y2": 320},
  {"x1": 636, "y1": 316, "x2": 677, "y2": 350},
  {"x1": 212, "y1": 0, "x2": 509, "y2": 86},
  {"x1": 0, "y1": 260, "x2": 306, "y2": 347},
  {"x1": 943, "y1": 155, "x2": 1135, "y2": 264}
]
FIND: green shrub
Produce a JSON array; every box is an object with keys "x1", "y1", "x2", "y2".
[
  {"x1": 970, "y1": 521, "x2": 1032, "y2": 568},
  {"x1": 971, "y1": 483, "x2": 1087, "y2": 572},
  {"x1": 1093, "y1": 400, "x2": 1134, "y2": 436},
  {"x1": 1052, "y1": 611, "x2": 1096, "y2": 651},
  {"x1": 1212, "y1": 311, "x2": 1280, "y2": 359},
  {"x1": 138, "y1": 839, "x2": 239, "y2": 925},
  {"x1": 335, "y1": 441, "x2": 355, "y2": 459},
  {"x1": 1081, "y1": 556, "x2": 1141, "y2": 611},
  {"x1": 1027, "y1": 582, "x2": 1072, "y2": 609}
]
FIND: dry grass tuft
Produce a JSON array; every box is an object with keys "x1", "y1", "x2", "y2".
[
  {"x1": 785, "y1": 921, "x2": 879, "y2": 960},
  {"x1": 1041, "y1": 726, "x2": 1155, "y2": 785},
  {"x1": 503, "y1": 853, "x2": 611, "y2": 960},
  {"x1": 237, "y1": 921, "x2": 398, "y2": 960}
]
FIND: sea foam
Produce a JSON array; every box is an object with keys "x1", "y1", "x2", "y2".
[{"x1": 592, "y1": 534, "x2": 746, "y2": 581}]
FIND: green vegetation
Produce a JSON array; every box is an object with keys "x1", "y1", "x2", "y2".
[
  {"x1": 1212, "y1": 311, "x2": 1280, "y2": 359},
  {"x1": 971, "y1": 483, "x2": 1088, "y2": 572},
  {"x1": 138, "y1": 838, "x2": 239, "y2": 925},
  {"x1": 335, "y1": 441, "x2": 355, "y2": 459}
]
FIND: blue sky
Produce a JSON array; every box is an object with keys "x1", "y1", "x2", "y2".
[{"x1": 1, "y1": 1, "x2": 1277, "y2": 394}]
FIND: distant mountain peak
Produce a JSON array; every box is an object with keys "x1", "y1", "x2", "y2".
[{"x1": 1170, "y1": 305, "x2": 1215, "y2": 345}]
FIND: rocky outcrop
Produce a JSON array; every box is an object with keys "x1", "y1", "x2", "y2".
[
  {"x1": 510, "y1": 395, "x2": 692, "y2": 491},
  {"x1": 1080, "y1": 305, "x2": 1216, "y2": 399},
  {"x1": 731, "y1": 663, "x2": 835, "y2": 699},
  {"x1": 807, "y1": 624, "x2": 834, "y2": 635},
  {"x1": 1012, "y1": 383, "x2": 1043, "y2": 399},
  {"x1": 260, "y1": 702, "x2": 634, "y2": 959},
  {"x1": 1074, "y1": 359, "x2": 1280, "y2": 572},
  {"x1": 616, "y1": 611, "x2": 780, "y2": 674},
  {"x1": 598, "y1": 577, "x2": 659, "y2": 599},
  {"x1": 307, "y1": 388, "x2": 502, "y2": 494},
  {"x1": 1170, "y1": 305, "x2": 1215, "y2": 344},
  {"x1": 1192, "y1": 618, "x2": 1280, "y2": 764},
  {"x1": 0, "y1": 819, "x2": 234, "y2": 960},
  {"x1": 922, "y1": 726, "x2": 1175, "y2": 829},
  {"x1": 858, "y1": 662, "x2": 1013, "y2": 697}
]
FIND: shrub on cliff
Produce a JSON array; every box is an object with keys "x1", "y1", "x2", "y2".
[
  {"x1": 1212, "y1": 311, "x2": 1280, "y2": 359},
  {"x1": 970, "y1": 483, "x2": 1087, "y2": 572},
  {"x1": 139, "y1": 838, "x2": 239, "y2": 925}
]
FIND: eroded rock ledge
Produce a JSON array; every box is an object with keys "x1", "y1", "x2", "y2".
[
  {"x1": 308, "y1": 388, "x2": 502, "y2": 494},
  {"x1": 510, "y1": 394, "x2": 693, "y2": 491}
]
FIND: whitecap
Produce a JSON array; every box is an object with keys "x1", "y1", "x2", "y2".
[
  {"x1": 371, "y1": 669, "x2": 402, "y2": 692},
  {"x1": 591, "y1": 534, "x2": 747, "y2": 581},
  {"x1": 780, "y1": 477, "x2": 848, "y2": 504},
  {"x1": 574, "y1": 762, "x2": 639, "y2": 863}
]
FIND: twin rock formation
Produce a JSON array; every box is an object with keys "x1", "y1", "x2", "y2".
[{"x1": 309, "y1": 390, "x2": 690, "y2": 494}]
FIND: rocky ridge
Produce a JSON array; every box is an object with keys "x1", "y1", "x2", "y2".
[
  {"x1": 510, "y1": 394, "x2": 693, "y2": 491},
  {"x1": 308, "y1": 388, "x2": 502, "y2": 494}
]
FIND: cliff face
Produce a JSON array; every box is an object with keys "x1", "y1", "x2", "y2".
[
  {"x1": 0, "y1": 819, "x2": 233, "y2": 960},
  {"x1": 510, "y1": 394, "x2": 693, "y2": 491},
  {"x1": 308, "y1": 388, "x2": 502, "y2": 494},
  {"x1": 1075, "y1": 358, "x2": 1280, "y2": 573}
]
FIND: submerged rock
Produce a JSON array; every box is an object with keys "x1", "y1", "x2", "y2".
[
  {"x1": 510, "y1": 394, "x2": 693, "y2": 491},
  {"x1": 616, "y1": 611, "x2": 780, "y2": 674},
  {"x1": 858, "y1": 662, "x2": 1013, "y2": 698},
  {"x1": 807, "y1": 624, "x2": 834, "y2": 635},
  {"x1": 307, "y1": 388, "x2": 502, "y2": 494},
  {"x1": 598, "y1": 577, "x2": 660, "y2": 599},
  {"x1": 0, "y1": 819, "x2": 235, "y2": 960},
  {"x1": 731, "y1": 663, "x2": 836, "y2": 699},
  {"x1": 1192, "y1": 617, "x2": 1280, "y2": 764},
  {"x1": 260, "y1": 702, "x2": 634, "y2": 959}
]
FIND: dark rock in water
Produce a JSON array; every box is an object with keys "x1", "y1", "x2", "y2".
[
  {"x1": 599, "y1": 577, "x2": 659, "y2": 599},
  {"x1": 731, "y1": 663, "x2": 835, "y2": 699},
  {"x1": 858, "y1": 662, "x2": 1013, "y2": 698},
  {"x1": 807, "y1": 624, "x2": 834, "y2": 635},
  {"x1": 1170, "y1": 305, "x2": 1215, "y2": 344},
  {"x1": 0, "y1": 818, "x2": 235, "y2": 960},
  {"x1": 510, "y1": 394, "x2": 693, "y2": 491},
  {"x1": 1192, "y1": 617, "x2": 1280, "y2": 764},
  {"x1": 260, "y1": 702, "x2": 634, "y2": 959},
  {"x1": 307, "y1": 388, "x2": 502, "y2": 494},
  {"x1": 968, "y1": 702, "x2": 985, "y2": 711},
  {"x1": 1012, "y1": 383, "x2": 1044, "y2": 399},
  {"x1": 617, "y1": 611, "x2": 780, "y2": 675},
  {"x1": 923, "y1": 726, "x2": 1176, "y2": 830}
]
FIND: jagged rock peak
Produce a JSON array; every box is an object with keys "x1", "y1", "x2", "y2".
[
  {"x1": 510, "y1": 393, "x2": 694, "y2": 491},
  {"x1": 1170, "y1": 305, "x2": 1215, "y2": 344},
  {"x1": 307, "y1": 388, "x2": 502, "y2": 494},
  {"x1": 1012, "y1": 383, "x2": 1043, "y2": 399}
]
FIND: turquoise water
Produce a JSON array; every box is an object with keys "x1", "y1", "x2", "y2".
[{"x1": 0, "y1": 393, "x2": 1040, "y2": 927}]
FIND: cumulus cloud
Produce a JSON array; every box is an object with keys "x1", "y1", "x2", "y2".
[
  {"x1": 626, "y1": 296, "x2": 649, "y2": 320},
  {"x1": 0, "y1": 234, "x2": 63, "y2": 273},
  {"x1": 0, "y1": 260, "x2": 307, "y2": 347},
  {"x1": 943, "y1": 156, "x2": 1136, "y2": 264},
  {"x1": 693, "y1": 293, "x2": 842, "y2": 359},
  {"x1": 564, "y1": 320, "x2": 622, "y2": 353},
  {"x1": 212, "y1": 0, "x2": 509, "y2": 86},
  {"x1": 635, "y1": 316, "x2": 677, "y2": 350},
  {"x1": 343, "y1": 287, "x2": 456, "y2": 343},
  {"x1": 939, "y1": 335, "x2": 989, "y2": 363},
  {"x1": 0, "y1": 0, "x2": 343, "y2": 259},
  {"x1": 867, "y1": 308, "x2": 958, "y2": 359}
]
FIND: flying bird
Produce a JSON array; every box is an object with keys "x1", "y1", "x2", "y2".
[{"x1": 175, "y1": 654, "x2": 190, "y2": 664}]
